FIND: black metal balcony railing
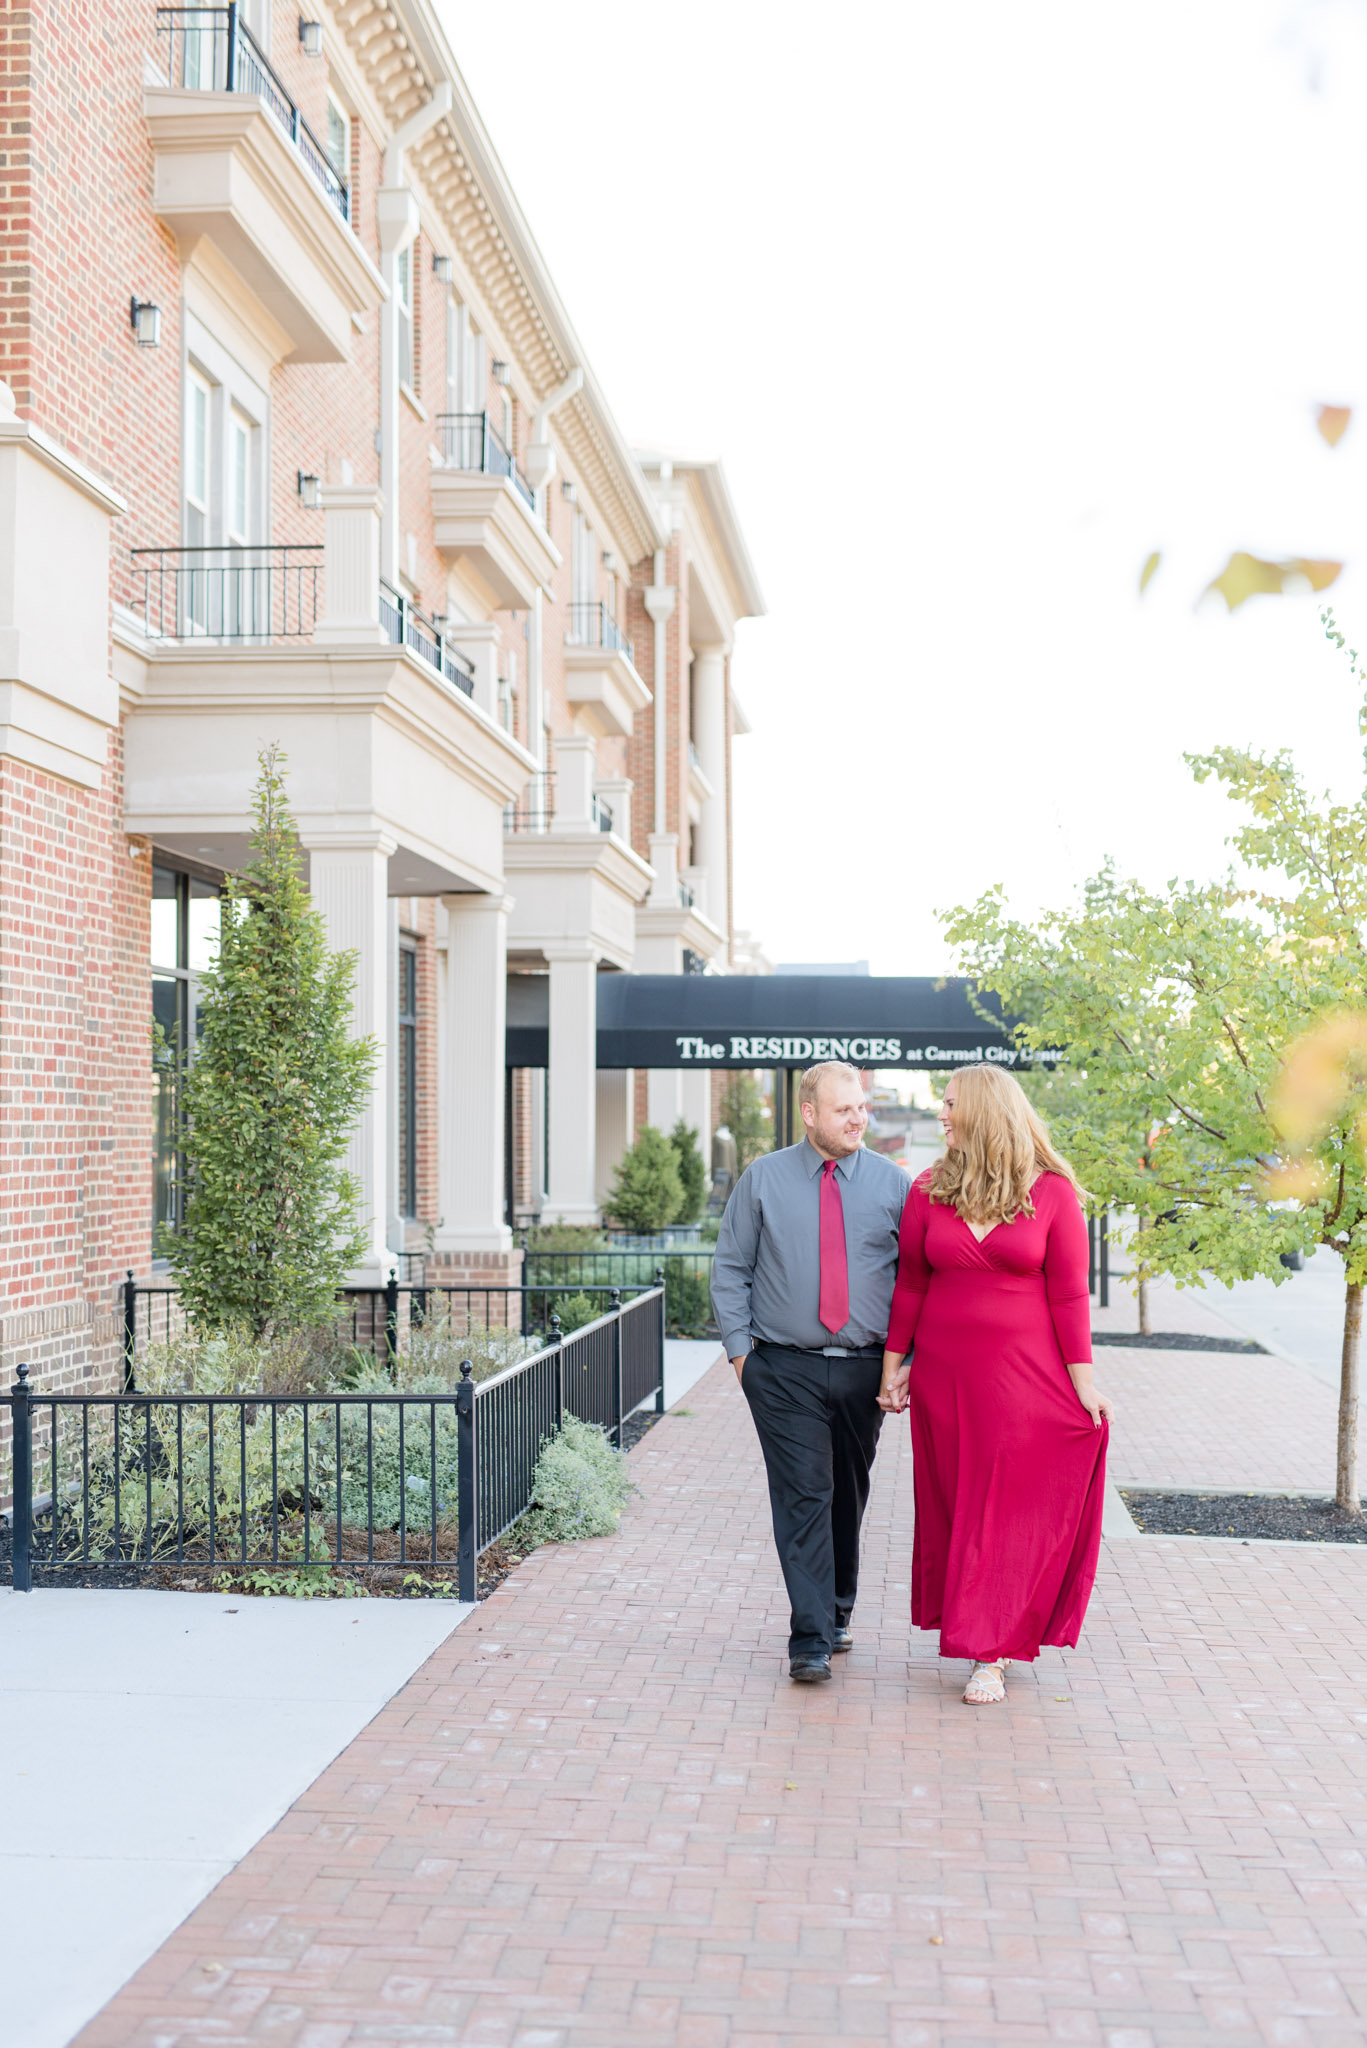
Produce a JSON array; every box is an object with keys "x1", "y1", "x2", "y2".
[
  {"x1": 379, "y1": 583, "x2": 476, "y2": 699},
  {"x1": 505, "y1": 772, "x2": 555, "y2": 834},
  {"x1": 129, "y1": 544, "x2": 323, "y2": 641},
  {"x1": 568, "y1": 600, "x2": 633, "y2": 663},
  {"x1": 155, "y1": 6, "x2": 350, "y2": 223},
  {"x1": 504, "y1": 774, "x2": 613, "y2": 836},
  {"x1": 435, "y1": 412, "x2": 537, "y2": 512}
]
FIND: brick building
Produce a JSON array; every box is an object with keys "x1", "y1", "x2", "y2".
[{"x1": 0, "y1": 0, "x2": 764, "y2": 1386}]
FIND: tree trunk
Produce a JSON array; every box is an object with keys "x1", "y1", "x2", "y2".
[
  {"x1": 1338, "y1": 1280, "x2": 1362, "y2": 1516},
  {"x1": 1136, "y1": 1216, "x2": 1151, "y2": 1336}
]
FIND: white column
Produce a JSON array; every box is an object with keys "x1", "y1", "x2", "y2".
[
  {"x1": 445, "y1": 617, "x2": 500, "y2": 720},
  {"x1": 434, "y1": 892, "x2": 513, "y2": 1252},
  {"x1": 376, "y1": 186, "x2": 419, "y2": 590},
  {"x1": 544, "y1": 945, "x2": 598, "y2": 1223},
  {"x1": 595, "y1": 1068, "x2": 634, "y2": 1206},
  {"x1": 305, "y1": 833, "x2": 396, "y2": 1281},
  {"x1": 551, "y1": 731, "x2": 597, "y2": 831},
  {"x1": 315, "y1": 485, "x2": 387, "y2": 645},
  {"x1": 692, "y1": 643, "x2": 729, "y2": 942},
  {"x1": 680, "y1": 1069, "x2": 713, "y2": 1152},
  {"x1": 595, "y1": 775, "x2": 631, "y2": 842},
  {"x1": 647, "y1": 1069, "x2": 683, "y2": 1132},
  {"x1": 647, "y1": 830, "x2": 680, "y2": 907}
]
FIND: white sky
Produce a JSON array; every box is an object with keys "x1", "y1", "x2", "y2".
[{"x1": 442, "y1": 0, "x2": 1367, "y2": 973}]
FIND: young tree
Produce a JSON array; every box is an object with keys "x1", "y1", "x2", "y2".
[
  {"x1": 606, "y1": 1124, "x2": 684, "y2": 1235},
  {"x1": 947, "y1": 626, "x2": 1367, "y2": 1510},
  {"x1": 719, "y1": 1072, "x2": 773, "y2": 1175},
  {"x1": 166, "y1": 747, "x2": 378, "y2": 1339},
  {"x1": 668, "y1": 1119, "x2": 708, "y2": 1225}
]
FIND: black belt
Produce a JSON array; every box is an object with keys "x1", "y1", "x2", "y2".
[{"x1": 755, "y1": 1340, "x2": 883, "y2": 1361}]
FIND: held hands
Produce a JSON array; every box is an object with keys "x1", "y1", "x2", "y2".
[{"x1": 877, "y1": 1363, "x2": 911, "y2": 1414}]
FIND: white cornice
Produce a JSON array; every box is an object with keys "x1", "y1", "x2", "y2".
[{"x1": 328, "y1": 0, "x2": 666, "y2": 564}]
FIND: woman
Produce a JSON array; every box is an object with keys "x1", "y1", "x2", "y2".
[{"x1": 879, "y1": 1066, "x2": 1111, "y2": 1705}]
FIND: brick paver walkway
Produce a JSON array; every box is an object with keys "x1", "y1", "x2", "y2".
[
  {"x1": 74, "y1": 1357, "x2": 1367, "y2": 2048},
  {"x1": 1099, "y1": 1349, "x2": 1339, "y2": 1492}
]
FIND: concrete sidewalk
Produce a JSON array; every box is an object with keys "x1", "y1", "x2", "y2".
[
  {"x1": 68, "y1": 1348, "x2": 1367, "y2": 2047},
  {"x1": 0, "y1": 1584, "x2": 473, "y2": 2048}
]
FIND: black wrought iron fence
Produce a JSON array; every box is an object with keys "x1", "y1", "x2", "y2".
[
  {"x1": 8, "y1": 1289, "x2": 664, "y2": 1600},
  {"x1": 379, "y1": 582, "x2": 477, "y2": 697},
  {"x1": 128, "y1": 544, "x2": 322, "y2": 642},
  {"x1": 521, "y1": 1249, "x2": 714, "y2": 1337},
  {"x1": 120, "y1": 1272, "x2": 664, "y2": 1384}
]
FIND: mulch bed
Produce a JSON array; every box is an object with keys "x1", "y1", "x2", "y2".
[
  {"x1": 0, "y1": 1411, "x2": 664, "y2": 1598},
  {"x1": 1094, "y1": 1331, "x2": 1268, "y2": 1353},
  {"x1": 1121, "y1": 1490, "x2": 1367, "y2": 1542}
]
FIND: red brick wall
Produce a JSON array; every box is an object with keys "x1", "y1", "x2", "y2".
[{"x1": 0, "y1": 738, "x2": 150, "y2": 1393}]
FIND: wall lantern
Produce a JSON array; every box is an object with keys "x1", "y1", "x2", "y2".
[
  {"x1": 297, "y1": 471, "x2": 322, "y2": 510},
  {"x1": 298, "y1": 18, "x2": 323, "y2": 54},
  {"x1": 560, "y1": 480, "x2": 577, "y2": 504},
  {"x1": 601, "y1": 549, "x2": 620, "y2": 575},
  {"x1": 130, "y1": 297, "x2": 161, "y2": 347},
  {"x1": 492, "y1": 360, "x2": 511, "y2": 387},
  {"x1": 432, "y1": 253, "x2": 453, "y2": 284}
]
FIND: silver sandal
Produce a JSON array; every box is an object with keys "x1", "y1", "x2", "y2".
[{"x1": 963, "y1": 1658, "x2": 1008, "y2": 1705}]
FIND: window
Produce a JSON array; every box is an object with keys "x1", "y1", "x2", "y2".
[
  {"x1": 397, "y1": 940, "x2": 418, "y2": 1219},
  {"x1": 571, "y1": 511, "x2": 596, "y2": 623},
  {"x1": 151, "y1": 864, "x2": 222, "y2": 1245},
  {"x1": 325, "y1": 92, "x2": 350, "y2": 180},
  {"x1": 227, "y1": 409, "x2": 251, "y2": 543},
  {"x1": 181, "y1": 319, "x2": 269, "y2": 635},
  {"x1": 186, "y1": 371, "x2": 211, "y2": 547},
  {"x1": 397, "y1": 245, "x2": 414, "y2": 390}
]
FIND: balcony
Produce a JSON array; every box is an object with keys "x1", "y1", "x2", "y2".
[
  {"x1": 437, "y1": 413, "x2": 536, "y2": 511},
  {"x1": 145, "y1": 9, "x2": 384, "y2": 363},
  {"x1": 123, "y1": 546, "x2": 473, "y2": 699},
  {"x1": 563, "y1": 602, "x2": 651, "y2": 740},
  {"x1": 504, "y1": 772, "x2": 614, "y2": 836},
  {"x1": 156, "y1": 8, "x2": 348, "y2": 217},
  {"x1": 378, "y1": 584, "x2": 475, "y2": 697},
  {"x1": 431, "y1": 413, "x2": 560, "y2": 611}
]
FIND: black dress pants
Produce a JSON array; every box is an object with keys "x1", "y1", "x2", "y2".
[{"x1": 741, "y1": 1342, "x2": 885, "y2": 1659}]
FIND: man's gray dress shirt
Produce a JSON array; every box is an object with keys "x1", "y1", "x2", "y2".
[{"x1": 710, "y1": 1140, "x2": 911, "y2": 1360}]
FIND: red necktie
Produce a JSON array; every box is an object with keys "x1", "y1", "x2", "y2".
[{"x1": 819, "y1": 1160, "x2": 850, "y2": 1335}]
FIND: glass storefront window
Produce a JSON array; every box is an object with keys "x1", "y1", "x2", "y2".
[{"x1": 150, "y1": 863, "x2": 222, "y2": 1246}]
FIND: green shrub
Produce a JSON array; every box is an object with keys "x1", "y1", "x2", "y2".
[
  {"x1": 668, "y1": 1120, "x2": 707, "y2": 1224},
  {"x1": 521, "y1": 1222, "x2": 607, "y2": 1254},
  {"x1": 663, "y1": 1264, "x2": 712, "y2": 1338},
  {"x1": 606, "y1": 1124, "x2": 683, "y2": 1233},
  {"x1": 401, "y1": 1312, "x2": 534, "y2": 1385},
  {"x1": 320, "y1": 1363, "x2": 460, "y2": 1531},
  {"x1": 551, "y1": 1291, "x2": 602, "y2": 1335},
  {"x1": 520, "y1": 1415, "x2": 637, "y2": 1544},
  {"x1": 719, "y1": 1072, "x2": 773, "y2": 1173},
  {"x1": 165, "y1": 748, "x2": 377, "y2": 1337}
]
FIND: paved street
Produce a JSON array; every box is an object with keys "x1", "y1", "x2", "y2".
[{"x1": 69, "y1": 1301, "x2": 1367, "y2": 2047}]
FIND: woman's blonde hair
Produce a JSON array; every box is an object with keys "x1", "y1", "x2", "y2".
[{"x1": 930, "y1": 1064, "x2": 1090, "y2": 1224}]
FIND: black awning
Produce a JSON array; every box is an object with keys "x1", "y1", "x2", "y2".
[{"x1": 505, "y1": 973, "x2": 1058, "y2": 1072}]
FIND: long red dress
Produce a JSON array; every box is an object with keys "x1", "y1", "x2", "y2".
[{"x1": 887, "y1": 1169, "x2": 1107, "y2": 1662}]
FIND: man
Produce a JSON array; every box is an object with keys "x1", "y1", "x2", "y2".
[{"x1": 710, "y1": 1060, "x2": 910, "y2": 1684}]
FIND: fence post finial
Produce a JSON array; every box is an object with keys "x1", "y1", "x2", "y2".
[
  {"x1": 550, "y1": 1311, "x2": 563, "y2": 1340},
  {"x1": 459, "y1": 1359, "x2": 473, "y2": 1381}
]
